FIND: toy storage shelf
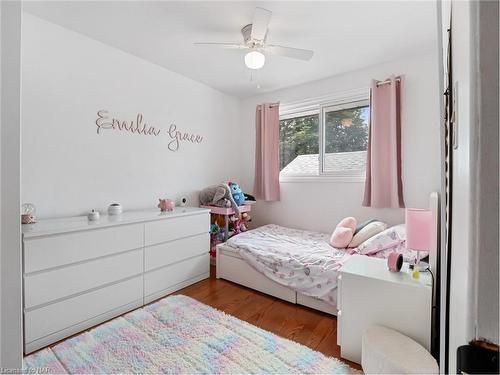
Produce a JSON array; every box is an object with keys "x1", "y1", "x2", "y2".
[
  {"x1": 200, "y1": 205, "x2": 251, "y2": 216},
  {"x1": 200, "y1": 204, "x2": 252, "y2": 242}
]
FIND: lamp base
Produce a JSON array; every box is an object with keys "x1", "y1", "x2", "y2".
[{"x1": 412, "y1": 251, "x2": 422, "y2": 279}]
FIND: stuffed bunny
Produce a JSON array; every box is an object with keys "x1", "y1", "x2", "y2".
[{"x1": 199, "y1": 183, "x2": 240, "y2": 216}]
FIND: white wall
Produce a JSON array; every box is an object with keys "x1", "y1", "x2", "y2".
[
  {"x1": 1, "y1": 1, "x2": 23, "y2": 368},
  {"x1": 21, "y1": 13, "x2": 242, "y2": 218},
  {"x1": 239, "y1": 52, "x2": 441, "y2": 233}
]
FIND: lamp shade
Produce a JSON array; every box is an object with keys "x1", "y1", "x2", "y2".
[{"x1": 405, "y1": 208, "x2": 433, "y2": 251}]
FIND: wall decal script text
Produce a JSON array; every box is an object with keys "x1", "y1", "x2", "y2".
[
  {"x1": 96, "y1": 110, "x2": 161, "y2": 136},
  {"x1": 95, "y1": 110, "x2": 204, "y2": 152}
]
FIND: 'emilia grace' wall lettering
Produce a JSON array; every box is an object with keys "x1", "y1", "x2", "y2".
[{"x1": 95, "y1": 110, "x2": 203, "y2": 152}]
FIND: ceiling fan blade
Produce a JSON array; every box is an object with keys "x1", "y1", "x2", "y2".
[
  {"x1": 193, "y1": 42, "x2": 246, "y2": 49},
  {"x1": 266, "y1": 45, "x2": 314, "y2": 61},
  {"x1": 251, "y1": 7, "x2": 272, "y2": 41}
]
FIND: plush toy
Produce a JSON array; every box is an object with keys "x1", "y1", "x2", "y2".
[
  {"x1": 238, "y1": 212, "x2": 251, "y2": 232},
  {"x1": 229, "y1": 213, "x2": 250, "y2": 234},
  {"x1": 199, "y1": 183, "x2": 240, "y2": 216},
  {"x1": 213, "y1": 214, "x2": 225, "y2": 228},
  {"x1": 209, "y1": 223, "x2": 221, "y2": 258},
  {"x1": 216, "y1": 229, "x2": 226, "y2": 242},
  {"x1": 242, "y1": 212, "x2": 252, "y2": 223},
  {"x1": 228, "y1": 182, "x2": 245, "y2": 206},
  {"x1": 210, "y1": 223, "x2": 220, "y2": 235}
]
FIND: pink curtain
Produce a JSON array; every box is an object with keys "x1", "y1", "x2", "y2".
[
  {"x1": 363, "y1": 75, "x2": 405, "y2": 208},
  {"x1": 254, "y1": 103, "x2": 280, "y2": 201}
]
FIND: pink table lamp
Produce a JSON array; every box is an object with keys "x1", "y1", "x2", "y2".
[{"x1": 405, "y1": 208, "x2": 433, "y2": 279}]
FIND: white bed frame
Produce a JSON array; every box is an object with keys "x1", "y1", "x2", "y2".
[{"x1": 216, "y1": 192, "x2": 440, "y2": 316}]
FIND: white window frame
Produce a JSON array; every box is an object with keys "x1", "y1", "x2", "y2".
[{"x1": 279, "y1": 88, "x2": 369, "y2": 183}]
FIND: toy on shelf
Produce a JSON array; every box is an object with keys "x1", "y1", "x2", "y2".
[
  {"x1": 199, "y1": 183, "x2": 241, "y2": 216},
  {"x1": 229, "y1": 211, "x2": 252, "y2": 234},
  {"x1": 241, "y1": 212, "x2": 252, "y2": 230},
  {"x1": 229, "y1": 182, "x2": 245, "y2": 206},
  {"x1": 209, "y1": 223, "x2": 220, "y2": 259},
  {"x1": 229, "y1": 215, "x2": 243, "y2": 235},
  {"x1": 203, "y1": 204, "x2": 252, "y2": 241}
]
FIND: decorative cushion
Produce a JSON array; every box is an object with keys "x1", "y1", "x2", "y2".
[
  {"x1": 362, "y1": 325, "x2": 438, "y2": 374},
  {"x1": 329, "y1": 217, "x2": 357, "y2": 249},
  {"x1": 348, "y1": 221, "x2": 387, "y2": 248},
  {"x1": 358, "y1": 224, "x2": 430, "y2": 263},
  {"x1": 357, "y1": 224, "x2": 405, "y2": 255},
  {"x1": 337, "y1": 216, "x2": 357, "y2": 231},
  {"x1": 354, "y1": 219, "x2": 378, "y2": 235},
  {"x1": 330, "y1": 227, "x2": 354, "y2": 248}
]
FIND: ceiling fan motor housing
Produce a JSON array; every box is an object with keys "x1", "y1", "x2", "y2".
[{"x1": 241, "y1": 24, "x2": 266, "y2": 47}]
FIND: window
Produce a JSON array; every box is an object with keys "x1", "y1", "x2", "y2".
[
  {"x1": 279, "y1": 95, "x2": 369, "y2": 180},
  {"x1": 279, "y1": 113, "x2": 319, "y2": 173},
  {"x1": 322, "y1": 100, "x2": 369, "y2": 174}
]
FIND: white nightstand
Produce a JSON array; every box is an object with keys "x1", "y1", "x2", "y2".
[{"x1": 337, "y1": 255, "x2": 432, "y2": 364}]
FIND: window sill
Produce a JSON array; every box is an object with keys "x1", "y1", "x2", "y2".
[{"x1": 279, "y1": 174, "x2": 366, "y2": 183}]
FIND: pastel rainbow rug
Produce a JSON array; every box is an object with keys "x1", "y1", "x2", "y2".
[{"x1": 24, "y1": 295, "x2": 357, "y2": 374}]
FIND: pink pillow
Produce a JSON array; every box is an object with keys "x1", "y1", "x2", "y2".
[
  {"x1": 330, "y1": 227, "x2": 354, "y2": 248},
  {"x1": 330, "y1": 216, "x2": 358, "y2": 248},
  {"x1": 337, "y1": 217, "x2": 357, "y2": 231}
]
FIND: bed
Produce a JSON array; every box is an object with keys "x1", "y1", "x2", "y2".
[{"x1": 216, "y1": 192, "x2": 439, "y2": 315}]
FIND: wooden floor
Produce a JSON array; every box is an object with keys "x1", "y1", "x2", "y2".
[{"x1": 174, "y1": 266, "x2": 361, "y2": 370}]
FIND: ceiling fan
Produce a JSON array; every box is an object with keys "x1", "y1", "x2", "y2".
[{"x1": 194, "y1": 7, "x2": 314, "y2": 70}]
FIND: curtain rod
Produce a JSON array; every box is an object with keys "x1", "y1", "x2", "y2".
[
  {"x1": 376, "y1": 77, "x2": 401, "y2": 87},
  {"x1": 257, "y1": 102, "x2": 279, "y2": 108}
]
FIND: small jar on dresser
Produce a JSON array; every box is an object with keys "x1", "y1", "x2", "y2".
[
  {"x1": 22, "y1": 207, "x2": 210, "y2": 354},
  {"x1": 336, "y1": 254, "x2": 432, "y2": 364}
]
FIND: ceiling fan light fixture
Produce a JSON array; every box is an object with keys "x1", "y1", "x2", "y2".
[{"x1": 244, "y1": 50, "x2": 265, "y2": 69}]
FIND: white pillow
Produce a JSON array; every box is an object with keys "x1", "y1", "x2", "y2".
[
  {"x1": 348, "y1": 221, "x2": 387, "y2": 248},
  {"x1": 357, "y1": 224, "x2": 406, "y2": 255}
]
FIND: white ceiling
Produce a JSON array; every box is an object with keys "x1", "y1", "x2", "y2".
[{"x1": 23, "y1": 1, "x2": 437, "y2": 98}]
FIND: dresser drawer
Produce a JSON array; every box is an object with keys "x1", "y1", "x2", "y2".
[
  {"x1": 144, "y1": 254, "x2": 209, "y2": 299},
  {"x1": 24, "y1": 224, "x2": 143, "y2": 273},
  {"x1": 144, "y1": 213, "x2": 209, "y2": 246},
  {"x1": 24, "y1": 276, "x2": 143, "y2": 344},
  {"x1": 145, "y1": 233, "x2": 209, "y2": 272},
  {"x1": 24, "y1": 249, "x2": 143, "y2": 309}
]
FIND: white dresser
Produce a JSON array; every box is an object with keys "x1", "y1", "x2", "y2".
[
  {"x1": 22, "y1": 207, "x2": 210, "y2": 354},
  {"x1": 337, "y1": 255, "x2": 432, "y2": 364}
]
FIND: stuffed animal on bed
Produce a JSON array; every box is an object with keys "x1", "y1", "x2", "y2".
[{"x1": 228, "y1": 182, "x2": 245, "y2": 206}]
